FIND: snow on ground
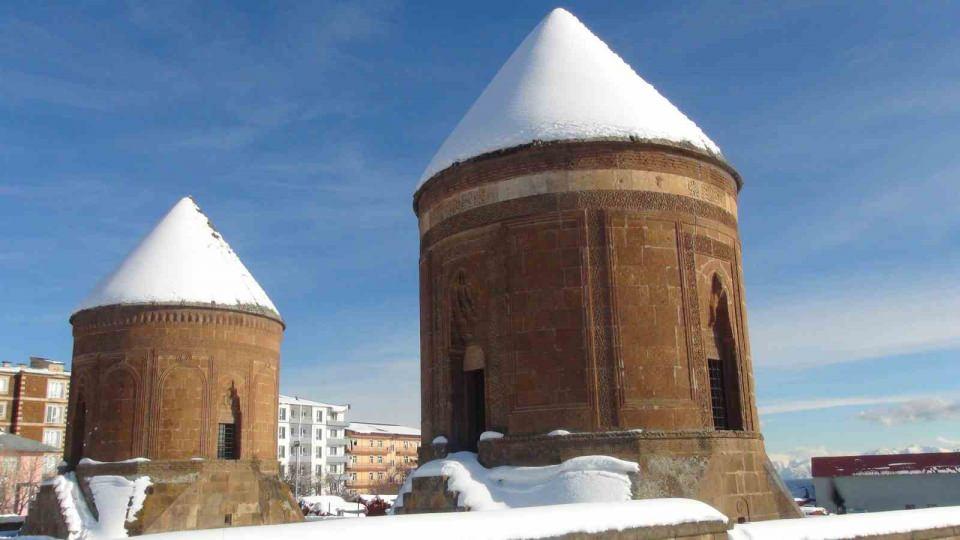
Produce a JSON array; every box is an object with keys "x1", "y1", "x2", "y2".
[
  {"x1": 547, "y1": 430, "x2": 571, "y2": 436},
  {"x1": 299, "y1": 495, "x2": 364, "y2": 515},
  {"x1": 75, "y1": 197, "x2": 279, "y2": 317},
  {"x1": 139, "y1": 499, "x2": 726, "y2": 540},
  {"x1": 418, "y1": 8, "x2": 721, "y2": 186},
  {"x1": 479, "y1": 431, "x2": 503, "y2": 441},
  {"x1": 394, "y1": 452, "x2": 638, "y2": 511},
  {"x1": 730, "y1": 506, "x2": 960, "y2": 540},
  {"x1": 432, "y1": 435, "x2": 448, "y2": 444}
]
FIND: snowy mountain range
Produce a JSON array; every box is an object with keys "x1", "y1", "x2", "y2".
[{"x1": 770, "y1": 445, "x2": 960, "y2": 480}]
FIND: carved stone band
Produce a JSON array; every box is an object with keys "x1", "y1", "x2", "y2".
[{"x1": 418, "y1": 169, "x2": 739, "y2": 235}]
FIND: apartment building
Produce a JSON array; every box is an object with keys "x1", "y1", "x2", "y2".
[
  {"x1": 0, "y1": 358, "x2": 70, "y2": 453},
  {"x1": 277, "y1": 395, "x2": 349, "y2": 496},
  {"x1": 345, "y1": 422, "x2": 421, "y2": 495}
]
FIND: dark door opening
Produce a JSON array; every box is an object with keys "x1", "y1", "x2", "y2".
[
  {"x1": 69, "y1": 399, "x2": 87, "y2": 466},
  {"x1": 463, "y1": 369, "x2": 486, "y2": 451},
  {"x1": 217, "y1": 423, "x2": 238, "y2": 459},
  {"x1": 708, "y1": 359, "x2": 729, "y2": 430}
]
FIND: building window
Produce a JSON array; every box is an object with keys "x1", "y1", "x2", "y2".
[
  {"x1": 0, "y1": 377, "x2": 8, "y2": 395},
  {"x1": 351, "y1": 473, "x2": 357, "y2": 481},
  {"x1": 45, "y1": 404, "x2": 65, "y2": 424},
  {"x1": 316, "y1": 464, "x2": 323, "y2": 477},
  {"x1": 278, "y1": 446, "x2": 286, "y2": 458},
  {"x1": 316, "y1": 410, "x2": 324, "y2": 423},
  {"x1": 280, "y1": 465, "x2": 286, "y2": 476},
  {"x1": 42, "y1": 429, "x2": 63, "y2": 448},
  {"x1": 217, "y1": 423, "x2": 238, "y2": 460},
  {"x1": 315, "y1": 447, "x2": 323, "y2": 458},
  {"x1": 377, "y1": 456, "x2": 383, "y2": 464},
  {"x1": 351, "y1": 456, "x2": 357, "y2": 464},
  {"x1": 328, "y1": 429, "x2": 337, "y2": 438},
  {"x1": 368, "y1": 473, "x2": 373, "y2": 480},
  {"x1": 327, "y1": 464, "x2": 337, "y2": 473},
  {"x1": 0, "y1": 402, "x2": 6, "y2": 419},
  {"x1": 316, "y1": 429, "x2": 323, "y2": 441},
  {"x1": 368, "y1": 456, "x2": 374, "y2": 464},
  {"x1": 278, "y1": 426, "x2": 286, "y2": 439},
  {"x1": 279, "y1": 408, "x2": 287, "y2": 421},
  {"x1": 301, "y1": 427, "x2": 308, "y2": 438},
  {"x1": 378, "y1": 472, "x2": 384, "y2": 480},
  {"x1": 377, "y1": 440, "x2": 383, "y2": 447},
  {"x1": 47, "y1": 380, "x2": 66, "y2": 399},
  {"x1": 301, "y1": 408, "x2": 309, "y2": 419},
  {"x1": 351, "y1": 439, "x2": 358, "y2": 446}
]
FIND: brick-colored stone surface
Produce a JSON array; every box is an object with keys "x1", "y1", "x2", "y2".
[
  {"x1": 65, "y1": 305, "x2": 283, "y2": 463},
  {"x1": 413, "y1": 141, "x2": 792, "y2": 520},
  {"x1": 479, "y1": 430, "x2": 798, "y2": 522},
  {"x1": 23, "y1": 460, "x2": 302, "y2": 537}
]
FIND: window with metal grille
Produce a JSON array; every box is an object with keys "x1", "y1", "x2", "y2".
[
  {"x1": 708, "y1": 359, "x2": 728, "y2": 430},
  {"x1": 218, "y1": 423, "x2": 237, "y2": 459}
]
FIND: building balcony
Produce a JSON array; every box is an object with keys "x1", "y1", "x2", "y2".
[
  {"x1": 326, "y1": 455, "x2": 349, "y2": 464},
  {"x1": 326, "y1": 437, "x2": 348, "y2": 446},
  {"x1": 326, "y1": 419, "x2": 349, "y2": 428},
  {"x1": 346, "y1": 446, "x2": 382, "y2": 455}
]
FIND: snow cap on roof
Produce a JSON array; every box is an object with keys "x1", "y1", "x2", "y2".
[
  {"x1": 418, "y1": 8, "x2": 721, "y2": 187},
  {"x1": 75, "y1": 196, "x2": 280, "y2": 319},
  {"x1": 348, "y1": 422, "x2": 421, "y2": 437}
]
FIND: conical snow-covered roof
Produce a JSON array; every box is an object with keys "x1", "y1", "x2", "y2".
[
  {"x1": 75, "y1": 197, "x2": 280, "y2": 319},
  {"x1": 418, "y1": 8, "x2": 721, "y2": 187}
]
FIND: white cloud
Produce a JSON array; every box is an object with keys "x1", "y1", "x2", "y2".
[
  {"x1": 858, "y1": 398, "x2": 960, "y2": 426},
  {"x1": 760, "y1": 394, "x2": 925, "y2": 415},
  {"x1": 750, "y1": 274, "x2": 960, "y2": 368}
]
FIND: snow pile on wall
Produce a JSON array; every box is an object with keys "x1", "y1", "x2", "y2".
[
  {"x1": 138, "y1": 499, "x2": 727, "y2": 540},
  {"x1": 730, "y1": 505, "x2": 960, "y2": 540},
  {"x1": 394, "y1": 451, "x2": 638, "y2": 511},
  {"x1": 47, "y1": 473, "x2": 152, "y2": 540},
  {"x1": 418, "y1": 8, "x2": 721, "y2": 186},
  {"x1": 87, "y1": 475, "x2": 153, "y2": 536},
  {"x1": 50, "y1": 473, "x2": 88, "y2": 539}
]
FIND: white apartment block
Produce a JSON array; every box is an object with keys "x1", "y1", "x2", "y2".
[{"x1": 277, "y1": 395, "x2": 349, "y2": 496}]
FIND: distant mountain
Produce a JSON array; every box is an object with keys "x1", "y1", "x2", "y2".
[
  {"x1": 770, "y1": 445, "x2": 960, "y2": 481},
  {"x1": 769, "y1": 454, "x2": 812, "y2": 480}
]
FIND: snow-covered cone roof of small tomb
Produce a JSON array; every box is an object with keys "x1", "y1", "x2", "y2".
[
  {"x1": 74, "y1": 196, "x2": 281, "y2": 320},
  {"x1": 418, "y1": 8, "x2": 723, "y2": 188}
]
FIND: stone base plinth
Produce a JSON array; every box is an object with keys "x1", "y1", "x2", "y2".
[
  {"x1": 476, "y1": 430, "x2": 800, "y2": 522},
  {"x1": 23, "y1": 460, "x2": 302, "y2": 537}
]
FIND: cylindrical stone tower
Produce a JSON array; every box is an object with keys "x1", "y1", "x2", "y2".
[
  {"x1": 65, "y1": 197, "x2": 283, "y2": 464},
  {"x1": 413, "y1": 8, "x2": 799, "y2": 522}
]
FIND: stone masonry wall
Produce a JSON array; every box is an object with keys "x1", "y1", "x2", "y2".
[{"x1": 65, "y1": 305, "x2": 284, "y2": 463}]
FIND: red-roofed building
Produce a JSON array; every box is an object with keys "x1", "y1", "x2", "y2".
[{"x1": 812, "y1": 452, "x2": 960, "y2": 513}]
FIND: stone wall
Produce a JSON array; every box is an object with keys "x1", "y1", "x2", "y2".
[
  {"x1": 476, "y1": 430, "x2": 799, "y2": 522},
  {"x1": 23, "y1": 460, "x2": 302, "y2": 537},
  {"x1": 65, "y1": 305, "x2": 283, "y2": 463},
  {"x1": 414, "y1": 141, "x2": 757, "y2": 448}
]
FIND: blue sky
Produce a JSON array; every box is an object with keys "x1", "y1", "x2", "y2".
[{"x1": 1, "y1": 1, "x2": 958, "y2": 457}]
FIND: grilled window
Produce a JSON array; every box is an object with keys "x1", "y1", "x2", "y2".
[
  {"x1": 218, "y1": 423, "x2": 238, "y2": 459},
  {"x1": 708, "y1": 359, "x2": 728, "y2": 430}
]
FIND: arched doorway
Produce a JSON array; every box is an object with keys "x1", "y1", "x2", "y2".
[
  {"x1": 707, "y1": 275, "x2": 743, "y2": 431},
  {"x1": 449, "y1": 270, "x2": 486, "y2": 451},
  {"x1": 69, "y1": 397, "x2": 87, "y2": 466}
]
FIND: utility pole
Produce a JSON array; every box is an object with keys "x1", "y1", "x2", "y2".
[{"x1": 293, "y1": 404, "x2": 301, "y2": 502}]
